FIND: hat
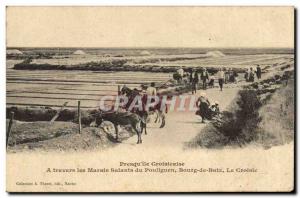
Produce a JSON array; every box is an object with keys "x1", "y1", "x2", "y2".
[{"x1": 200, "y1": 92, "x2": 206, "y2": 97}]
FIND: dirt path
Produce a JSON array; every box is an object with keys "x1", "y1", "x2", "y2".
[{"x1": 115, "y1": 86, "x2": 241, "y2": 149}]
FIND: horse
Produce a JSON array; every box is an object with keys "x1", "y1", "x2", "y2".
[
  {"x1": 120, "y1": 86, "x2": 166, "y2": 134},
  {"x1": 92, "y1": 110, "x2": 145, "y2": 144}
]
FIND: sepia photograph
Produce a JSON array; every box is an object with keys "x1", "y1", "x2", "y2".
[{"x1": 5, "y1": 6, "x2": 295, "y2": 192}]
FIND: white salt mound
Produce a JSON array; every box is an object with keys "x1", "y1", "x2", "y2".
[
  {"x1": 140, "y1": 50, "x2": 151, "y2": 56},
  {"x1": 206, "y1": 51, "x2": 225, "y2": 58},
  {"x1": 73, "y1": 50, "x2": 86, "y2": 55},
  {"x1": 7, "y1": 49, "x2": 23, "y2": 55}
]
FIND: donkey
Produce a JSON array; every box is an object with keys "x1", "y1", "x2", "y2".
[
  {"x1": 120, "y1": 86, "x2": 166, "y2": 133},
  {"x1": 94, "y1": 110, "x2": 146, "y2": 144}
]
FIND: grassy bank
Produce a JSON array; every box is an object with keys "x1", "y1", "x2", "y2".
[
  {"x1": 6, "y1": 120, "x2": 132, "y2": 152},
  {"x1": 188, "y1": 70, "x2": 294, "y2": 149}
]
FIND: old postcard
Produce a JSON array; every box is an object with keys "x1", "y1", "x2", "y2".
[{"x1": 6, "y1": 6, "x2": 294, "y2": 192}]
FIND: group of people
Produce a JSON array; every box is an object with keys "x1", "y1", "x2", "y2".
[
  {"x1": 215, "y1": 68, "x2": 238, "y2": 91},
  {"x1": 148, "y1": 82, "x2": 221, "y2": 123},
  {"x1": 244, "y1": 65, "x2": 261, "y2": 82},
  {"x1": 185, "y1": 68, "x2": 238, "y2": 94},
  {"x1": 175, "y1": 65, "x2": 261, "y2": 92},
  {"x1": 188, "y1": 68, "x2": 210, "y2": 94},
  {"x1": 142, "y1": 64, "x2": 263, "y2": 123},
  {"x1": 192, "y1": 65, "x2": 262, "y2": 122},
  {"x1": 195, "y1": 92, "x2": 220, "y2": 123}
]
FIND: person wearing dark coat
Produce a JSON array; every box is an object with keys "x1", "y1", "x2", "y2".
[
  {"x1": 244, "y1": 70, "x2": 249, "y2": 82},
  {"x1": 189, "y1": 69, "x2": 193, "y2": 84},
  {"x1": 233, "y1": 70, "x2": 238, "y2": 83},
  {"x1": 201, "y1": 68, "x2": 209, "y2": 90},
  {"x1": 196, "y1": 92, "x2": 210, "y2": 123},
  {"x1": 224, "y1": 68, "x2": 230, "y2": 84},
  {"x1": 191, "y1": 71, "x2": 199, "y2": 94},
  {"x1": 256, "y1": 65, "x2": 262, "y2": 79}
]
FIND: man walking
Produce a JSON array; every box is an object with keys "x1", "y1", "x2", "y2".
[
  {"x1": 177, "y1": 67, "x2": 184, "y2": 83},
  {"x1": 217, "y1": 68, "x2": 225, "y2": 91},
  {"x1": 256, "y1": 65, "x2": 262, "y2": 79},
  {"x1": 189, "y1": 68, "x2": 193, "y2": 84},
  {"x1": 201, "y1": 68, "x2": 209, "y2": 90},
  {"x1": 191, "y1": 71, "x2": 199, "y2": 94}
]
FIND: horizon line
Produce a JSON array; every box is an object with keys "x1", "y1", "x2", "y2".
[{"x1": 6, "y1": 46, "x2": 294, "y2": 49}]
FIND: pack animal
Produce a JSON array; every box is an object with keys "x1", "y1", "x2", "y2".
[
  {"x1": 120, "y1": 86, "x2": 166, "y2": 135},
  {"x1": 93, "y1": 111, "x2": 145, "y2": 144}
]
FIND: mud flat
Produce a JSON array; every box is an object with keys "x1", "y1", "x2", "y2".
[{"x1": 7, "y1": 69, "x2": 171, "y2": 109}]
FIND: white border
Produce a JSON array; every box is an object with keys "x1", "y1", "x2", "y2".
[
  {"x1": 0, "y1": 0, "x2": 298, "y2": 6},
  {"x1": 0, "y1": 1, "x2": 298, "y2": 197}
]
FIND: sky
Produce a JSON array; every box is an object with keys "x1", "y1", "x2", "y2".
[{"x1": 6, "y1": 6, "x2": 294, "y2": 48}]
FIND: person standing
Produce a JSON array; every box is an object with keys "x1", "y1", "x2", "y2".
[
  {"x1": 256, "y1": 65, "x2": 262, "y2": 79},
  {"x1": 145, "y1": 82, "x2": 157, "y2": 111},
  {"x1": 249, "y1": 67, "x2": 255, "y2": 82},
  {"x1": 224, "y1": 68, "x2": 229, "y2": 84},
  {"x1": 201, "y1": 68, "x2": 209, "y2": 90},
  {"x1": 191, "y1": 71, "x2": 199, "y2": 94},
  {"x1": 228, "y1": 68, "x2": 234, "y2": 83},
  {"x1": 244, "y1": 68, "x2": 249, "y2": 82},
  {"x1": 233, "y1": 70, "x2": 238, "y2": 83},
  {"x1": 177, "y1": 67, "x2": 184, "y2": 83},
  {"x1": 146, "y1": 82, "x2": 157, "y2": 96},
  {"x1": 217, "y1": 68, "x2": 225, "y2": 91},
  {"x1": 189, "y1": 68, "x2": 193, "y2": 84}
]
